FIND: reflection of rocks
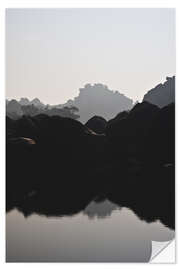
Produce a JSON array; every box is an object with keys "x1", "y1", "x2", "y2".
[
  {"x1": 6, "y1": 164, "x2": 174, "y2": 229},
  {"x1": 14, "y1": 191, "x2": 93, "y2": 218},
  {"x1": 84, "y1": 199, "x2": 119, "y2": 219},
  {"x1": 107, "y1": 165, "x2": 175, "y2": 230},
  {"x1": 6, "y1": 90, "x2": 175, "y2": 230}
]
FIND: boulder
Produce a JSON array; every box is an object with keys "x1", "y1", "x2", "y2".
[{"x1": 85, "y1": 116, "x2": 107, "y2": 134}]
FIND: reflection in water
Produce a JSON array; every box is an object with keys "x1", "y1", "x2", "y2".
[
  {"x1": 6, "y1": 163, "x2": 175, "y2": 262},
  {"x1": 6, "y1": 101, "x2": 175, "y2": 262},
  {"x1": 6, "y1": 164, "x2": 175, "y2": 262},
  {"x1": 84, "y1": 199, "x2": 120, "y2": 219},
  {"x1": 6, "y1": 199, "x2": 174, "y2": 262}
]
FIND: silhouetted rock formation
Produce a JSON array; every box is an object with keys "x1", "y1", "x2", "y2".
[
  {"x1": 85, "y1": 116, "x2": 107, "y2": 134},
  {"x1": 108, "y1": 110, "x2": 129, "y2": 125},
  {"x1": 106, "y1": 101, "x2": 160, "y2": 160},
  {"x1": 6, "y1": 97, "x2": 175, "y2": 229},
  {"x1": 146, "y1": 103, "x2": 175, "y2": 165},
  {"x1": 6, "y1": 115, "x2": 107, "y2": 204},
  {"x1": 6, "y1": 116, "x2": 16, "y2": 138},
  {"x1": 143, "y1": 76, "x2": 175, "y2": 108},
  {"x1": 64, "y1": 83, "x2": 133, "y2": 123}
]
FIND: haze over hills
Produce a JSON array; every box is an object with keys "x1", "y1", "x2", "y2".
[
  {"x1": 6, "y1": 99, "x2": 80, "y2": 120},
  {"x1": 63, "y1": 83, "x2": 134, "y2": 123},
  {"x1": 6, "y1": 76, "x2": 175, "y2": 122},
  {"x1": 6, "y1": 99, "x2": 23, "y2": 117},
  {"x1": 19, "y1": 98, "x2": 46, "y2": 108},
  {"x1": 143, "y1": 76, "x2": 175, "y2": 108},
  {"x1": 6, "y1": 84, "x2": 134, "y2": 122}
]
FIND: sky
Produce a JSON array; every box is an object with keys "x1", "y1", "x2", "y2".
[{"x1": 6, "y1": 8, "x2": 175, "y2": 104}]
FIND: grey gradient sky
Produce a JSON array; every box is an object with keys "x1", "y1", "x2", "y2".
[{"x1": 6, "y1": 8, "x2": 175, "y2": 104}]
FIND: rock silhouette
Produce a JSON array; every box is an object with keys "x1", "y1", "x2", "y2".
[
  {"x1": 6, "y1": 77, "x2": 175, "y2": 230},
  {"x1": 85, "y1": 116, "x2": 107, "y2": 134},
  {"x1": 106, "y1": 101, "x2": 160, "y2": 161},
  {"x1": 6, "y1": 101, "x2": 175, "y2": 229},
  {"x1": 146, "y1": 103, "x2": 175, "y2": 165},
  {"x1": 143, "y1": 76, "x2": 175, "y2": 108}
]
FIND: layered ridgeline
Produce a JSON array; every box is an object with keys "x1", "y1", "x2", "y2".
[
  {"x1": 63, "y1": 83, "x2": 133, "y2": 123},
  {"x1": 6, "y1": 84, "x2": 133, "y2": 122},
  {"x1": 6, "y1": 77, "x2": 175, "y2": 122},
  {"x1": 6, "y1": 76, "x2": 175, "y2": 229},
  {"x1": 6, "y1": 98, "x2": 80, "y2": 120},
  {"x1": 143, "y1": 76, "x2": 175, "y2": 108}
]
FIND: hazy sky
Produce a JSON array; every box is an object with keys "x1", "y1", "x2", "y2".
[{"x1": 6, "y1": 8, "x2": 175, "y2": 104}]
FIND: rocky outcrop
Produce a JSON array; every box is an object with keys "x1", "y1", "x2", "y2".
[
  {"x1": 146, "y1": 103, "x2": 175, "y2": 165},
  {"x1": 6, "y1": 100, "x2": 175, "y2": 229},
  {"x1": 85, "y1": 116, "x2": 107, "y2": 134},
  {"x1": 106, "y1": 101, "x2": 160, "y2": 160},
  {"x1": 143, "y1": 76, "x2": 175, "y2": 108}
]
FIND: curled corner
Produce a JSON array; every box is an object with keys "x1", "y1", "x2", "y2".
[{"x1": 150, "y1": 239, "x2": 175, "y2": 263}]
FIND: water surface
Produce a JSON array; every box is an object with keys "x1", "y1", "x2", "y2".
[{"x1": 6, "y1": 199, "x2": 174, "y2": 262}]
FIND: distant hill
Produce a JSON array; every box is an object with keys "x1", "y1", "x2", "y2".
[
  {"x1": 6, "y1": 98, "x2": 79, "y2": 120},
  {"x1": 63, "y1": 83, "x2": 133, "y2": 123},
  {"x1": 19, "y1": 98, "x2": 30, "y2": 106},
  {"x1": 19, "y1": 97, "x2": 45, "y2": 108},
  {"x1": 6, "y1": 99, "x2": 23, "y2": 119},
  {"x1": 143, "y1": 76, "x2": 175, "y2": 108}
]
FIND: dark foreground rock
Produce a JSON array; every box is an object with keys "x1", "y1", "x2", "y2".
[
  {"x1": 106, "y1": 101, "x2": 160, "y2": 161},
  {"x1": 85, "y1": 116, "x2": 107, "y2": 134}
]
